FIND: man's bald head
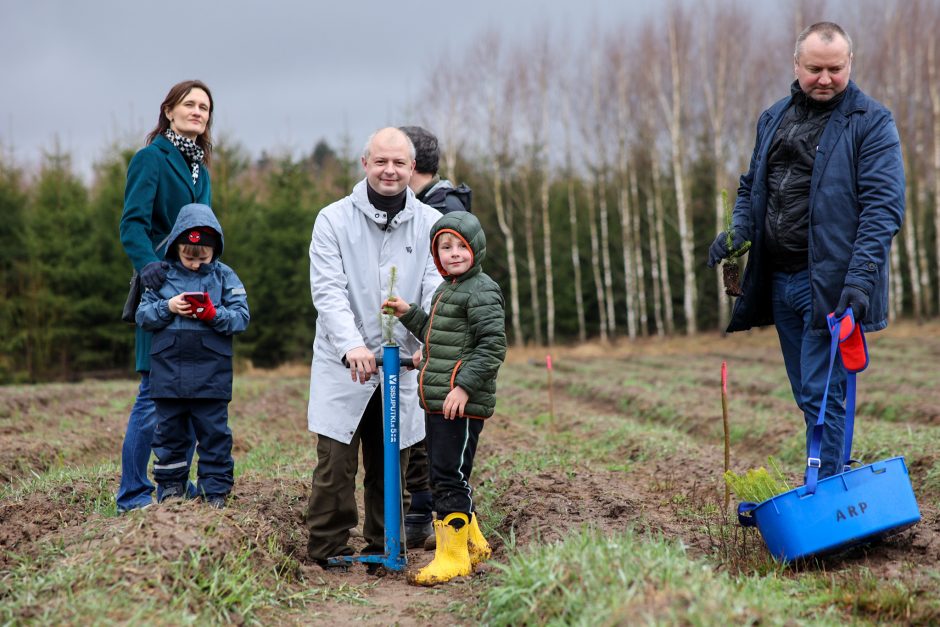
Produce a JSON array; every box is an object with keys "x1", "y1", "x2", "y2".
[
  {"x1": 361, "y1": 127, "x2": 417, "y2": 196},
  {"x1": 362, "y1": 127, "x2": 416, "y2": 161}
]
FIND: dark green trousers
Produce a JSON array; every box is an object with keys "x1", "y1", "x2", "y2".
[{"x1": 305, "y1": 387, "x2": 410, "y2": 560}]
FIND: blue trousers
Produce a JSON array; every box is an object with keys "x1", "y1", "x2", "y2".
[
  {"x1": 116, "y1": 374, "x2": 196, "y2": 511},
  {"x1": 772, "y1": 270, "x2": 847, "y2": 480},
  {"x1": 152, "y1": 398, "x2": 234, "y2": 497}
]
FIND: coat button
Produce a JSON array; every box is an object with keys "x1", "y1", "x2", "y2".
[{"x1": 867, "y1": 262, "x2": 876, "y2": 271}]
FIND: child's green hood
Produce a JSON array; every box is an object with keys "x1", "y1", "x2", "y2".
[{"x1": 430, "y1": 211, "x2": 485, "y2": 280}]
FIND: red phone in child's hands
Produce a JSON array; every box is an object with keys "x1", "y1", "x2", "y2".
[
  {"x1": 182, "y1": 292, "x2": 207, "y2": 317},
  {"x1": 180, "y1": 291, "x2": 216, "y2": 321}
]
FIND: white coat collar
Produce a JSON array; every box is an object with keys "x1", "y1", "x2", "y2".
[{"x1": 351, "y1": 179, "x2": 419, "y2": 230}]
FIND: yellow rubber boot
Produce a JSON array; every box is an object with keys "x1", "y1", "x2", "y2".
[
  {"x1": 408, "y1": 512, "x2": 472, "y2": 586},
  {"x1": 468, "y1": 512, "x2": 492, "y2": 567}
]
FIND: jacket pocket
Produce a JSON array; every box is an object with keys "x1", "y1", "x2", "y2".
[
  {"x1": 449, "y1": 360, "x2": 463, "y2": 390},
  {"x1": 148, "y1": 333, "x2": 179, "y2": 398},
  {"x1": 201, "y1": 333, "x2": 233, "y2": 357},
  {"x1": 151, "y1": 332, "x2": 177, "y2": 355},
  {"x1": 198, "y1": 333, "x2": 234, "y2": 399}
]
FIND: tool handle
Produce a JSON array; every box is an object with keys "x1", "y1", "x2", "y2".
[{"x1": 341, "y1": 354, "x2": 415, "y2": 369}]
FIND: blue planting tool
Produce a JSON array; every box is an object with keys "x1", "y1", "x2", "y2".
[{"x1": 331, "y1": 346, "x2": 414, "y2": 572}]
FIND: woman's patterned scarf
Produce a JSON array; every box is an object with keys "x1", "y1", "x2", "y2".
[{"x1": 164, "y1": 128, "x2": 204, "y2": 185}]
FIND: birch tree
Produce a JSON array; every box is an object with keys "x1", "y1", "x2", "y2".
[
  {"x1": 612, "y1": 39, "x2": 639, "y2": 339},
  {"x1": 590, "y1": 48, "x2": 617, "y2": 337},
  {"x1": 560, "y1": 87, "x2": 588, "y2": 342},
  {"x1": 653, "y1": 7, "x2": 697, "y2": 334},
  {"x1": 472, "y1": 32, "x2": 525, "y2": 345},
  {"x1": 930, "y1": 21, "x2": 940, "y2": 315},
  {"x1": 700, "y1": 4, "x2": 748, "y2": 330}
]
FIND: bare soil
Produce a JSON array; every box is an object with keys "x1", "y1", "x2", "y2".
[{"x1": 2, "y1": 322, "x2": 939, "y2": 624}]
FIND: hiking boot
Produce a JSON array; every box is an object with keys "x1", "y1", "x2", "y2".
[
  {"x1": 204, "y1": 494, "x2": 226, "y2": 509},
  {"x1": 405, "y1": 490, "x2": 433, "y2": 548},
  {"x1": 405, "y1": 519, "x2": 433, "y2": 549},
  {"x1": 314, "y1": 558, "x2": 349, "y2": 572},
  {"x1": 158, "y1": 483, "x2": 186, "y2": 503},
  {"x1": 117, "y1": 502, "x2": 152, "y2": 515}
]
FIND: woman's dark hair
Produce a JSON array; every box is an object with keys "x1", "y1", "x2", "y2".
[{"x1": 145, "y1": 80, "x2": 214, "y2": 167}]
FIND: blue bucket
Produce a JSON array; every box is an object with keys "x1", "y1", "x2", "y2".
[{"x1": 738, "y1": 456, "x2": 920, "y2": 562}]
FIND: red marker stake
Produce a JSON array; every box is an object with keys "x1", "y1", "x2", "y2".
[{"x1": 721, "y1": 361, "x2": 731, "y2": 510}]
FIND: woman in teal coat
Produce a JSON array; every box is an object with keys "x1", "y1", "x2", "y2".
[{"x1": 116, "y1": 80, "x2": 213, "y2": 513}]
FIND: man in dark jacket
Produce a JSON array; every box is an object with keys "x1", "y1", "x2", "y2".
[
  {"x1": 398, "y1": 125, "x2": 472, "y2": 549},
  {"x1": 400, "y1": 125, "x2": 471, "y2": 214},
  {"x1": 707, "y1": 22, "x2": 905, "y2": 480}
]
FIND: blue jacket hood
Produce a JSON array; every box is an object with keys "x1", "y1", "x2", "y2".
[{"x1": 165, "y1": 203, "x2": 225, "y2": 260}]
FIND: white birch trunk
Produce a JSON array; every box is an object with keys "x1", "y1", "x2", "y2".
[
  {"x1": 540, "y1": 167, "x2": 555, "y2": 346},
  {"x1": 521, "y1": 174, "x2": 544, "y2": 345},
  {"x1": 931, "y1": 34, "x2": 940, "y2": 315},
  {"x1": 616, "y1": 69, "x2": 637, "y2": 340},
  {"x1": 562, "y1": 92, "x2": 587, "y2": 342},
  {"x1": 587, "y1": 179, "x2": 609, "y2": 342},
  {"x1": 630, "y1": 166, "x2": 648, "y2": 336},
  {"x1": 646, "y1": 183, "x2": 665, "y2": 337},
  {"x1": 591, "y1": 57, "x2": 616, "y2": 338},
  {"x1": 652, "y1": 161, "x2": 675, "y2": 334},
  {"x1": 902, "y1": 179, "x2": 923, "y2": 320},
  {"x1": 656, "y1": 12, "x2": 697, "y2": 334},
  {"x1": 485, "y1": 88, "x2": 523, "y2": 345}
]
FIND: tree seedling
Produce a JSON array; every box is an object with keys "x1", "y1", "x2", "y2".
[
  {"x1": 724, "y1": 456, "x2": 791, "y2": 503},
  {"x1": 381, "y1": 266, "x2": 399, "y2": 345},
  {"x1": 720, "y1": 189, "x2": 751, "y2": 297}
]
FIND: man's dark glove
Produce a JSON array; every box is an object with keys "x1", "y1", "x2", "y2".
[
  {"x1": 834, "y1": 285, "x2": 869, "y2": 321},
  {"x1": 707, "y1": 231, "x2": 748, "y2": 268},
  {"x1": 140, "y1": 261, "x2": 169, "y2": 290}
]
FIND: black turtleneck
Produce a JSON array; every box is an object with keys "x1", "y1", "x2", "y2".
[{"x1": 367, "y1": 184, "x2": 407, "y2": 229}]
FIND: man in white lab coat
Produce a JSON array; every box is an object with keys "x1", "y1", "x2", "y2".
[{"x1": 305, "y1": 127, "x2": 443, "y2": 566}]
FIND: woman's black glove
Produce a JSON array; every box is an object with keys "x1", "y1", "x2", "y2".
[{"x1": 140, "y1": 261, "x2": 169, "y2": 290}]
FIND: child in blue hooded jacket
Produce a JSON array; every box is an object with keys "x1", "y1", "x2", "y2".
[{"x1": 136, "y1": 203, "x2": 249, "y2": 508}]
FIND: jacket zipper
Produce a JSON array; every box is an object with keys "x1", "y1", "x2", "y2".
[{"x1": 419, "y1": 290, "x2": 447, "y2": 411}]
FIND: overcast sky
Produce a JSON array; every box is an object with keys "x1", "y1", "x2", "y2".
[{"x1": 1, "y1": 0, "x2": 677, "y2": 179}]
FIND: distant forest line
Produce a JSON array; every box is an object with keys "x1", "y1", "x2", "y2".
[{"x1": 2, "y1": 0, "x2": 938, "y2": 382}]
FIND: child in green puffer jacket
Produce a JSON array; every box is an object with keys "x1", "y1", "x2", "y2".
[{"x1": 382, "y1": 211, "x2": 506, "y2": 586}]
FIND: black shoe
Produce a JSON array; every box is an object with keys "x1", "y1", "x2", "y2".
[
  {"x1": 314, "y1": 558, "x2": 349, "y2": 572},
  {"x1": 204, "y1": 494, "x2": 226, "y2": 509},
  {"x1": 405, "y1": 520, "x2": 433, "y2": 549},
  {"x1": 158, "y1": 483, "x2": 185, "y2": 503}
]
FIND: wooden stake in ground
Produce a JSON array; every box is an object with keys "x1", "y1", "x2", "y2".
[
  {"x1": 546, "y1": 354, "x2": 555, "y2": 429},
  {"x1": 721, "y1": 360, "x2": 731, "y2": 509}
]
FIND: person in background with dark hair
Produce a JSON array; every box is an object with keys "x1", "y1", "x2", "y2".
[
  {"x1": 116, "y1": 80, "x2": 213, "y2": 513},
  {"x1": 400, "y1": 125, "x2": 471, "y2": 215},
  {"x1": 398, "y1": 125, "x2": 471, "y2": 550},
  {"x1": 707, "y1": 23, "x2": 904, "y2": 480}
]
